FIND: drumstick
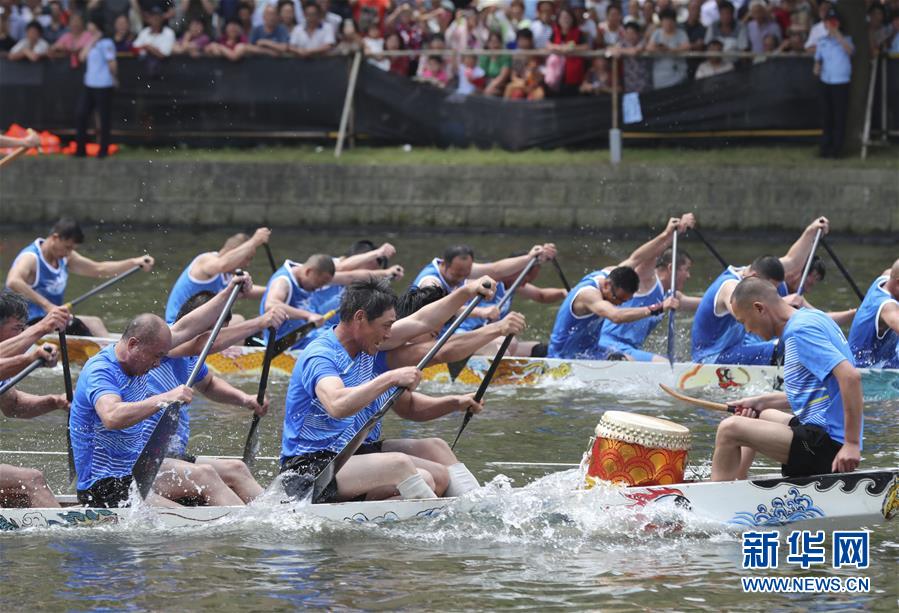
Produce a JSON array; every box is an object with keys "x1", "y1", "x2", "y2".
[{"x1": 658, "y1": 383, "x2": 735, "y2": 414}]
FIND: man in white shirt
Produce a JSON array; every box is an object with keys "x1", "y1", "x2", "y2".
[
  {"x1": 804, "y1": 0, "x2": 831, "y2": 52},
  {"x1": 289, "y1": 3, "x2": 335, "y2": 56},
  {"x1": 133, "y1": 8, "x2": 175, "y2": 58}
]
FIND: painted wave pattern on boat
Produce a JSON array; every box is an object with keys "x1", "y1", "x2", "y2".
[{"x1": 728, "y1": 487, "x2": 826, "y2": 527}]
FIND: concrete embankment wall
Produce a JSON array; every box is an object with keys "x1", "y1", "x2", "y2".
[{"x1": 2, "y1": 160, "x2": 897, "y2": 233}]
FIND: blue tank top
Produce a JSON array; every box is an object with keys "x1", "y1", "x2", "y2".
[
  {"x1": 70, "y1": 345, "x2": 164, "y2": 490},
  {"x1": 458, "y1": 281, "x2": 510, "y2": 331},
  {"x1": 599, "y1": 276, "x2": 665, "y2": 350},
  {"x1": 145, "y1": 355, "x2": 208, "y2": 456},
  {"x1": 691, "y1": 266, "x2": 746, "y2": 363},
  {"x1": 281, "y1": 328, "x2": 391, "y2": 461},
  {"x1": 848, "y1": 276, "x2": 899, "y2": 368},
  {"x1": 260, "y1": 260, "x2": 315, "y2": 343},
  {"x1": 411, "y1": 258, "x2": 463, "y2": 292},
  {"x1": 8, "y1": 239, "x2": 68, "y2": 320},
  {"x1": 548, "y1": 270, "x2": 609, "y2": 359},
  {"x1": 164, "y1": 252, "x2": 230, "y2": 324}
]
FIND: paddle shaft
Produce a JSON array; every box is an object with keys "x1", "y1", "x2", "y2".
[
  {"x1": 0, "y1": 359, "x2": 44, "y2": 396},
  {"x1": 242, "y1": 327, "x2": 278, "y2": 467},
  {"x1": 66, "y1": 263, "x2": 145, "y2": 310},
  {"x1": 820, "y1": 238, "x2": 865, "y2": 302},
  {"x1": 690, "y1": 228, "x2": 728, "y2": 269},
  {"x1": 263, "y1": 243, "x2": 277, "y2": 273},
  {"x1": 451, "y1": 332, "x2": 514, "y2": 451},
  {"x1": 272, "y1": 309, "x2": 337, "y2": 357},
  {"x1": 551, "y1": 258, "x2": 572, "y2": 292},
  {"x1": 796, "y1": 228, "x2": 822, "y2": 296},
  {"x1": 133, "y1": 278, "x2": 245, "y2": 499},
  {"x1": 58, "y1": 332, "x2": 76, "y2": 483},
  {"x1": 311, "y1": 289, "x2": 489, "y2": 500},
  {"x1": 658, "y1": 383, "x2": 735, "y2": 413},
  {"x1": 665, "y1": 229, "x2": 678, "y2": 367}
]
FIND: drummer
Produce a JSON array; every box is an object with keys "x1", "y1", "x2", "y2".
[{"x1": 710, "y1": 277, "x2": 862, "y2": 481}]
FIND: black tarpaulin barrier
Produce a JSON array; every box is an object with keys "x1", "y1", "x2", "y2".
[{"x1": 1, "y1": 55, "x2": 896, "y2": 148}]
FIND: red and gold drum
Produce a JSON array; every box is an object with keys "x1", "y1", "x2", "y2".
[{"x1": 585, "y1": 411, "x2": 691, "y2": 487}]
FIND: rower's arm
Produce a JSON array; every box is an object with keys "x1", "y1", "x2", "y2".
[
  {"x1": 827, "y1": 308, "x2": 857, "y2": 327},
  {"x1": 880, "y1": 302, "x2": 899, "y2": 335},
  {"x1": 675, "y1": 293, "x2": 701, "y2": 311},
  {"x1": 5, "y1": 253, "x2": 56, "y2": 313},
  {"x1": 0, "y1": 309, "x2": 68, "y2": 357},
  {"x1": 195, "y1": 231, "x2": 268, "y2": 279},
  {"x1": 263, "y1": 277, "x2": 318, "y2": 322},
  {"x1": 831, "y1": 360, "x2": 863, "y2": 472},
  {"x1": 66, "y1": 250, "x2": 154, "y2": 278},
  {"x1": 575, "y1": 287, "x2": 665, "y2": 324},
  {"x1": 336, "y1": 243, "x2": 394, "y2": 271},
  {"x1": 0, "y1": 390, "x2": 68, "y2": 419},
  {"x1": 383, "y1": 277, "x2": 496, "y2": 350},
  {"x1": 314, "y1": 371, "x2": 405, "y2": 419},
  {"x1": 169, "y1": 308, "x2": 288, "y2": 357},
  {"x1": 779, "y1": 217, "x2": 829, "y2": 280},
  {"x1": 331, "y1": 266, "x2": 403, "y2": 286},
  {"x1": 170, "y1": 275, "x2": 252, "y2": 347},
  {"x1": 0, "y1": 355, "x2": 34, "y2": 379},
  {"x1": 94, "y1": 392, "x2": 172, "y2": 429},
  {"x1": 516, "y1": 283, "x2": 567, "y2": 304},
  {"x1": 392, "y1": 390, "x2": 475, "y2": 422},
  {"x1": 618, "y1": 217, "x2": 680, "y2": 285},
  {"x1": 471, "y1": 243, "x2": 557, "y2": 279},
  {"x1": 195, "y1": 372, "x2": 254, "y2": 408}
]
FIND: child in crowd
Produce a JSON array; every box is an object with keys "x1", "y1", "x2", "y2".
[
  {"x1": 580, "y1": 56, "x2": 612, "y2": 94},
  {"x1": 364, "y1": 23, "x2": 390, "y2": 70},
  {"x1": 419, "y1": 55, "x2": 449, "y2": 87},
  {"x1": 174, "y1": 18, "x2": 211, "y2": 56},
  {"x1": 385, "y1": 31, "x2": 410, "y2": 76},
  {"x1": 456, "y1": 53, "x2": 486, "y2": 95}
]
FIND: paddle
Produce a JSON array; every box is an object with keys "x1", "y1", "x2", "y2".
[
  {"x1": 796, "y1": 228, "x2": 822, "y2": 296},
  {"x1": 551, "y1": 258, "x2": 572, "y2": 292},
  {"x1": 665, "y1": 229, "x2": 678, "y2": 368},
  {"x1": 0, "y1": 129, "x2": 37, "y2": 169},
  {"x1": 690, "y1": 228, "x2": 728, "y2": 270},
  {"x1": 450, "y1": 333, "x2": 513, "y2": 451},
  {"x1": 820, "y1": 238, "x2": 865, "y2": 302},
  {"x1": 0, "y1": 357, "x2": 45, "y2": 396},
  {"x1": 132, "y1": 277, "x2": 245, "y2": 500},
  {"x1": 58, "y1": 331, "x2": 76, "y2": 484},
  {"x1": 658, "y1": 383, "x2": 735, "y2": 413},
  {"x1": 291, "y1": 283, "x2": 491, "y2": 503},
  {"x1": 241, "y1": 327, "x2": 278, "y2": 468},
  {"x1": 272, "y1": 309, "x2": 337, "y2": 357},
  {"x1": 446, "y1": 256, "x2": 539, "y2": 382},
  {"x1": 65, "y1": 260, "x2": 148, "y2": 311},
  {"x1": 263, "y1": 243, "x2": 277, "y2": 274}
]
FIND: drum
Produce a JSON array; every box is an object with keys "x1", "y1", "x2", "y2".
[{"x1": 585, "y1": 411, "x2": 691, "y2": 487}]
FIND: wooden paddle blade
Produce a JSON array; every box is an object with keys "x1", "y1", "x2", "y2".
[
  {"x1": 132, "y1": 404, "x2": 181, "y2": 499},
  {"x1": 242, "y1": 415, "x2": 262, "y2": 467},
  {"x1": 447, "y1": 358, "x2": 468, "y2": 382},
  {"x1": 658, "y1": 383, "x2": 734, "y2": 413}
]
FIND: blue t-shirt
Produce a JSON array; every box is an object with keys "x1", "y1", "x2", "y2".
[
  {"x1": 145, "y1": 355, "x2": 208, "y2": 455},
  {"x1": 84, "y1": 38, "x2": 116, "y2": 88},
  {"x1": 250, "y1": 24, "x2": 289, "y2": 44},
  {"x1": 70, "y1": 345, "x2": 167, "y2": 490},
  {"x1": 548, "y1": 270, "x2": 608, "y2": 359},
  {"x1": 782, "y1": 308, "x2": 860, "y2": 447},
  {"x1": 7, "y1": 238, "x2": 68, "y2": 321},
  {"x1": 599, "y1": 276, "x2": 665, "y2": 351},
  {"x1": 815, "y1": 34, "x2": 853, "y2": 85},
  {"x1": 281, "y1": 328, "x2": 391, "y2": 462},
  {"x1": 164, "y1": 252, "x2": 230, "y2": 324},
  {"x1": 848, "y1": 276, "x2": 899, "y2": 368}
]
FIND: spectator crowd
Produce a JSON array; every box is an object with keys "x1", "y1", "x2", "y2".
[{"x1": 1, "y1": 0, "x2": 898, "y2": 97}]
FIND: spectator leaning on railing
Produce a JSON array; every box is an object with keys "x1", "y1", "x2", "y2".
[
  {"x1": 746, "y1": 0, "x2": 781, "y2": 54},
  {"x1": 288, "y1": 2, "x2": 335, "y2": 57},
  {"x1": 133, "y1": 6, "x2": 175, "y2": 58},
  {"x1": 694, "y1": 37, "x2": 734, "y2": 79},
  {"x1": 647, "y1": 7, "x2": 689, "y2": 89},
  {"x1": 9, "y1": 20, "x2": 47, "y2": 61}
]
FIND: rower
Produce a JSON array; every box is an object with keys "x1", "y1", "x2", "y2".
[
  {"x1": 69, "y1": 275, "x2": 254, "y2": 509},
  {"x1": 784, "y1": 255, "x2": 857, "y2": 326},
  {"x1": 260, "y1": 254, "x2": 402, "y2": 350},
  {"x1": 711, "y1": 277, "x2": 862, "y2": 480},
  {"x1": 164, "y1": 227, "x2": 271, "y2": 324},
  {"x1": 280, "y1": 277, "x2": 495, "y2": 503},
  {"x1": 411, "y1": 243, "x2": 558, "y2": 327},
  {"x1": 848, "y1": 259, "x2": 899, "y2": 369},
  {"x1": 456, "y1": 250, "x2": 566, "y2": 357},
  {"x1": 5, "y1": 217, "x2": 155, "y2": 336},
  {"x1": 0, "y1": 290, "x2": 68, "y2": 508},
  {"x1": 691, "y1": 217, "x2": 830, "y2": 365},
  {"x1": 547, "y1": 219, "x2": 687, "y2": 360},
  {"x1": 598, "y1": 214, "x2": 701, "y2": 362},
  {"x1": 147, "y1": 291, "x2": 290, "y2": 503}
]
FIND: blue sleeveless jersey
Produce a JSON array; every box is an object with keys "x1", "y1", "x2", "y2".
[
  {"x1": 599, "y1": 276, "x2": 665, "y2": 351},
  {"x1": 70, "y1": 345, "x2": 165, "y2": 491},
  {"x1": 145, "y1": 355, "x2": 208, "y2": 456},
  {"x1": 260, "y1": 260, "x2": 315, "y2": 344},
  {"x1": 548, "y1": 270, "x2": 609, "y2": 359},
  {"x1": 281, "y1": 328, "x2": 391, "y2": 461},
  {"x1": 458, "y1": 281, "x2": 509, "y2": 331},
  {"x1": 690, "y1": 266, "x2": 747, "y2": 363},
  {"x1": 411, "y1": 258, "x2": 463, "y2": 292},
  {"x1": 8, "y1": 239, "x2": 68, "y2": 320},
  {"x1": 848, "y1": 276, "x2": 899, "y2": 368},
  {"x1": 165, "y1": 252, "x2": 230, "y2": 324}
]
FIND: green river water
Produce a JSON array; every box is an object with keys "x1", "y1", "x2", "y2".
[{"x1": 0, "y1": 225, "x2": 896, "y2": 611}]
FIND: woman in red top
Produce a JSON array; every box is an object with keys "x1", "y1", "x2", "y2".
[{"x1": 548, "y1": 8, "x2": 590, "y2": 97}]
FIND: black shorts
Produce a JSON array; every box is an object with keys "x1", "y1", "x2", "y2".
[
  {"x1": 27, "y1": 315, "x2": 92, "y2": 337},
  {"x1": 280, "y1": 441, "x2": 384, "y2": 503},
  {"x1": 782, "y1": 417, "x2": 843, "y2": 477},
  {"x1": 77, "y1": 476, "x2": 133, "y2": 508}
]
